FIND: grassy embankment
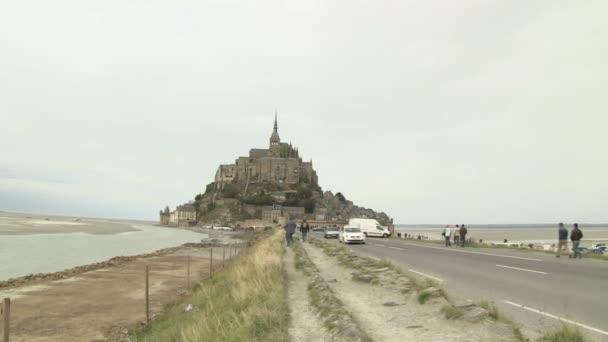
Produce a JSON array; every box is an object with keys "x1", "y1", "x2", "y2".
[{"x1": 132, "y1": 228, "x2": 288, "y2": 342}]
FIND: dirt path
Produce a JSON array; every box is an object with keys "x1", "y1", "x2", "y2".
[
  {"x1": 0, "y1": 247, "x2": 224, "y2": 342},
  {"x1": 284, "y1": 247, "x2": 329, "y2": 342},
  {"x1": 303, "y1": 243, "x2": 518, "y2": 342}
]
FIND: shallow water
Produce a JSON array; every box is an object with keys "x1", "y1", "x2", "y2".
[{"x1": 0, "y1": 212, "x2": 206, "y2": 281}]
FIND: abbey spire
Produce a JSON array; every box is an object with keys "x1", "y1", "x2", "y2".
[{"x1": 270, "y1": 110, "x2": 281, "y2": 145}]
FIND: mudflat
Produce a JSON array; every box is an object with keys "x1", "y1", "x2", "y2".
[
  {"x1": 0, "y1": 212, "x2": 139, "y2": 235},
  {"x1": 0, "y1": 247, "x2": 222, "y2": 342}
]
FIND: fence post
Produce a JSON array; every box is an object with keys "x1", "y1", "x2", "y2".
[
  {"x1": 3, "y1": 297, "x2": 9, "y2": 342},
  {"x1": 187, "y1": 256, "x2": 191, "y2": 289},
  {"x1": 209, "y1": 248, "x2": 214, "y2": 279},
  {"x1": 222, "y1": 246, "x2": 226, "y2": 268},
  {"x1": 145, "y1": 266, "x2": 150, "y2": 323}
]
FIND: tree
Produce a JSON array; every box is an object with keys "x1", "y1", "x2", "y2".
[
  {"x1": 221, "y1": 183, "x2": 240, "y2": 198},
  {"x1": 336, "y1": 192, "x2": 346, "y2": 203},
  {"x1": 203, "y1": 182, "x2": 215, "y2": 195},
  {"x1": 300, "y1": 199, "x2": 316, "y2": 214},
  {"x1": 297, "y1": 185, "x2": 313, "y2": 200},
  {"x1": 194, "y1": 194, "x2": 203, "y2": 202}
]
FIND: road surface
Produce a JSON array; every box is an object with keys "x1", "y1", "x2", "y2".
[{"x1": 312, "y1": 233, "x2": 608, "y2": 341}]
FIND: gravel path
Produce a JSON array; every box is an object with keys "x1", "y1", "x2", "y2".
[{"x1": 284, "y1": 247, "x2": 330, "y2": 342}]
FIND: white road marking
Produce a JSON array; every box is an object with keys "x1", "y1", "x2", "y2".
[
  {"x1": 408, "y1": 269, "x2": 443, "y2": 283},
  {"x1": 388, "y1": 246, "x2": 403, "y2": 250},
  {"x1": 504, "y1": 301, "x2": 608, "y2": 337},
  {"x1": 375, "y1": 244, "x2": 386, "y2": 247},
  {"x1": 399, "y1": 242, "x2": 542, "y2": 261},
  {"x1": 496, "y1": 264, "x2": 547, "y2": 274}
]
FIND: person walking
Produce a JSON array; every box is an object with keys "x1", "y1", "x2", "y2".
[
  {"x1": 442, "y1": 225, "x2": 452, "y2": 246},
  {"x1": 459, "y1": 224, "x2": 468, "y2": 247},
  {"x1": 570, "y1": 223, "x2": 583, "y2": 259},
  {"x1": 556, "y1": 222, "x2": 568, "y2": 257},
  {"x1": 453, "y1": 225, "x2": 460, "y2": 245},
  {"x1": 283, "y1": 218, "x2": 296, "y2": 246},
  {"x1": 300, "y1": 219, "x2": 310, "y2": 242}
]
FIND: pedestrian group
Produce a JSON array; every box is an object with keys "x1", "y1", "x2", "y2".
[{"x1": 442, "y1": 224, "x2": 468, "y2": 247}]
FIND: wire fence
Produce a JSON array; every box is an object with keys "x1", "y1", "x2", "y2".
[{"x1": 0, "y1": 244, "x2": 244, "y2": 342}]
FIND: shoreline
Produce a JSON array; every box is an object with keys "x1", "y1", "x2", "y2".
[{"x1": 0, "y1": 232, "x2": 242, "y2": 290}]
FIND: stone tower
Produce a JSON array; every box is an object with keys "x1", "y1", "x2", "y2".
[{"x1": 269, "y1": 111, "x2": 281, "y2": 157}]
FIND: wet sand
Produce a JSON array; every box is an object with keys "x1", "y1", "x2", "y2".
[{"x1": 0, "y1": 212, "x2": 139, "y2": 235}]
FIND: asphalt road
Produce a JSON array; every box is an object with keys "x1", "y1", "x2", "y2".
[{"x1": 312, "y1": 233, "x2": 608, "y2": 341}]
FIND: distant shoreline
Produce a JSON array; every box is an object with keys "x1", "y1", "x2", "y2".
[{"x1": 396, "y1": 224, "x2": 608, "y2": 229}]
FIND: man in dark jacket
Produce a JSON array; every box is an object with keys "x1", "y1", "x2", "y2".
[
  {"x1": 300, "y1": 219, "x2": 310, "y2": 242},
  {"x1": 570, "y1": 223, "x2": 583, "y2": 259},
  {"x1": 459, "y1": 224, "x2": 468, "y2": 247},
  {"x1": 556, "y1": 223, "x2": 568, "y2": 257},
  {"x1": 283, "y1": 218, "x2": 296, "y2": 246}
]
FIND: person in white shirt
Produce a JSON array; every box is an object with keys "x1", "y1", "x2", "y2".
[
  {"x1": 442, "y1": 225, "x2": 452, "y2": 246},
  {"x1": 453, "y1": 225, "x2": 460, "y2": 245}
]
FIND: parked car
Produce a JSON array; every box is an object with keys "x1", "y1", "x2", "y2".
[
  {"x1": 339, "y1": 226, "x2": 366, "y2": 244},
  {"x1": 324, "y1": 227, "x2": 340, "y2": 239},
  {"x1": 312, "y1": 226, "x2": 327, "y2": 232},
  {"x1": 348, "y1": 218, "x2": 391, "y2": 238}
]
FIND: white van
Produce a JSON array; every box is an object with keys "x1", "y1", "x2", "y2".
[{"x1": 348, "y1": 218, "x2": 391, "y2": 238}]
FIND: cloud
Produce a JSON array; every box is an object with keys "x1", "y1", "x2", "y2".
[{"x1": 0, "y1": 0, "x2": 606, "y2": 222}]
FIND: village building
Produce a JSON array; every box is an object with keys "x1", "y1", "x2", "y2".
[
  {"x1": 262, "y1": 205, "x2": 306, "y2": 223},
  {"x1": 159, "y1": 204, "x2": 197, "y2": 227},
  {"x1": 159, "y1": 206, "x2": 170, "y2": 225}
]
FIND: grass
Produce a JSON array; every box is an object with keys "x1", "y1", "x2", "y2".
[
  {"x1": 539, "y1": 323, "x2": 587, "y2": 342},
  {"x1": 441, "y1": 304, "x2": 464, "y2": 320},
  {"x1": 131, "y1": 228, "x2": 288, "y2": 342},
  {"x1": 479, "y1": 300, "x2": 501, "y2": 320},
  {"x1": 417, "y1": 290, "x2": 432, "y2": 304}
]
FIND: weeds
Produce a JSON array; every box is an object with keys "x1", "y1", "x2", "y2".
[
  {"x1": 479, "y1": 300, "x2": 500, "y2": 320},
  {"x1": 441, "y1": 304, "x2": 464, "y2": 320},
  {"x1": 417, "y1": 290, "x2": 432, "y2": 304},
  {"x1": 539, "y1": 323, "x2": 587, "y2": 342}
]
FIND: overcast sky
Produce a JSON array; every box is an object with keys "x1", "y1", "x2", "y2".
[{"x1": 1, "y1": 0, "x2": 606, "y2": 223}]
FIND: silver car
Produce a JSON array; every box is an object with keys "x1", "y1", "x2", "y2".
[{"x1": 324, "y1": 227, "x2": 340, "y2": 239}]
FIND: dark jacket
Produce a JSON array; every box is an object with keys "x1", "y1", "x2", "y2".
[
  {"x1": 300, "y1": 223, "x2": 310, "y2": 233},
  {"x1": 459, "y1": 227, "x2": 468, "y2": 236},
  {"x1": 570, "y1": 228, "x2": 583, "y2": 241},
  {"x1": 283, "y1": 221, "x2": 296, "y2": 234},
  {"x1": 558, "y1": 227, "x2": 568, "y2": 241}
]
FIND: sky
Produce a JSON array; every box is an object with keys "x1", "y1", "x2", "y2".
[{"x1": 1, "y1": 0, "x2": 607, "y2": 224}]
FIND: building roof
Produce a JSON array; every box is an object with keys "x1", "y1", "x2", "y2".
[
  {"x1": 176, "y1": 205, "x2": 197, "y2": 212},
  {"x1": 270, "y1": 113, "x2": 280, "y2": 143}
]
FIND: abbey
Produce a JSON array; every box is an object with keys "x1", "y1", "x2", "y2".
[{"x1": 214, "y1": 114, "x2": 318, "y2": 192}]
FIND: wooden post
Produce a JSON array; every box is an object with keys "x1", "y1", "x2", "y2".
[
  {"x1": 187, "y1": 256, "x2": 191, "y2": 289},
  {"x1": 209, "y1": 248, "x2": 213, "y2": 279},
  {"x1": 222, "y1": 246, "x2": 226, "y2": 268},
  {"x1": 145, "y1": 266, "x2": 150, "y2": 323},
  {"x1": 3, "y1": 297, "x2": 10, "y2": 342}
]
